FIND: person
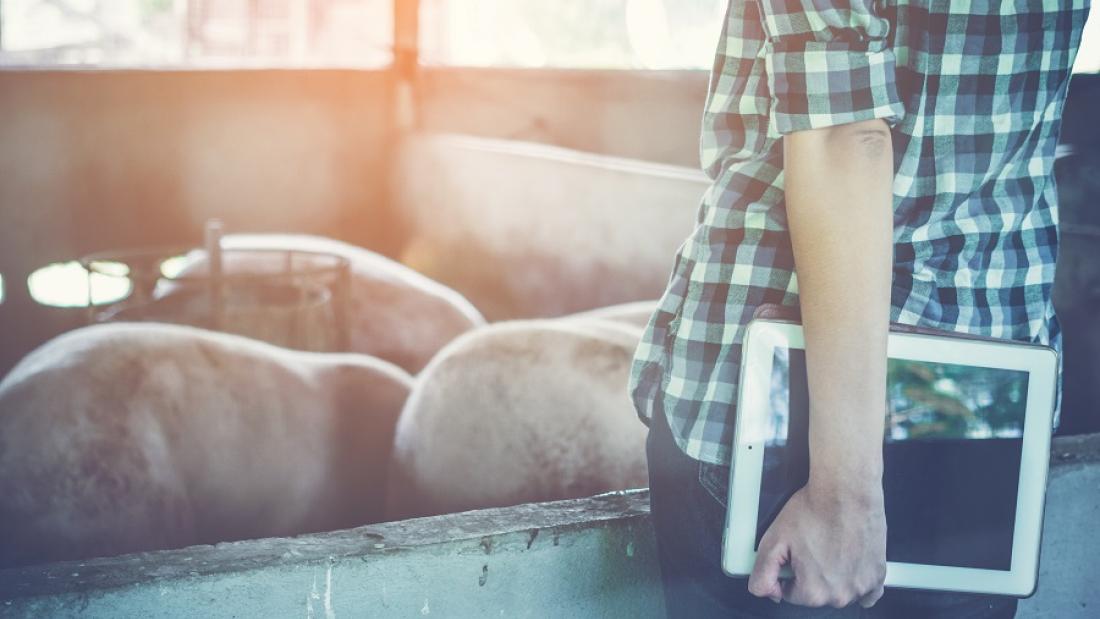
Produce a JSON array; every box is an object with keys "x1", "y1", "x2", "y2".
[{"x1": 628, "y1": 0, "x2": 1090, "y2": 616}]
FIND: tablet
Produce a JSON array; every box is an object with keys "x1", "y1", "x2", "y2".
[{"x1": 721, "y1": 318, "x2": 1059, "y2": 597}]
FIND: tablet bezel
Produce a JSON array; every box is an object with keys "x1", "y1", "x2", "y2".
[{"x1": 720, "y1": 318, "x2": 1058, "y2": 597}]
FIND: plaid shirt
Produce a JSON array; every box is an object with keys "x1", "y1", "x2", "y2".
[{"x1": 629, "y1": 0, "x2": 1091, "y2": 465}]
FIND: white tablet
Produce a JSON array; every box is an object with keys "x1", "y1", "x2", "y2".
[{"x1": 721, "y1": 318, "x2": 1059, "y2": 597}]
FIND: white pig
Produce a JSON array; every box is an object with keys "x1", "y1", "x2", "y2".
[
  {"x1": 385, "y1": 317, "x2": 648, "y2": 520},
  {"x1": 0, "y1": 322, "x2": 412, "y2": 568}
]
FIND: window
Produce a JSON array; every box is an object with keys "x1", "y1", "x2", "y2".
[
  {"x1": 0, "y1": 0, "x2": 392, "y2": 68},
  {"x1": 27, "y1": 261, "x2": 131, "y2": 307},
  {"x1": 420, "y1": 0, "x2": 725, "y2": 70},
  {"x1": 422, "y1": 0, "x2": 1100, "y2": 73}
]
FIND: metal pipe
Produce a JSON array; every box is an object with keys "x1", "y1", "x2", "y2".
[
  {"x1": 205, "y1": 219, "x2": 224, "y2": 331},
  {"x1": 393, "y1": 0, "x2": 421, "y2": 131}
]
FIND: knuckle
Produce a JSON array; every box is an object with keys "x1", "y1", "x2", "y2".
[
  {"x1": 829, "y1": 591, "x2": 853, "y2": 608},
  {"x1": 821, "y1": 582, "x2": 859, "y2": 608},
  {"x1": 856, "y1": 567, "x2": 887, "y2": 595}
]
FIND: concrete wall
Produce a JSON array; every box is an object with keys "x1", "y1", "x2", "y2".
[
  {"x1": 0, "y1": 69, "x2": 400, "y2": 377},
  {"x1": 0, "y1": 69, "x2": 399, "y2": 270},
  {"x1": 2, "y1": 434, "x2": 1096, "y2": 618},
  {"x1": 0, "y1": 491, "x2": 664, "y2": 618},
  {"x1": 414, "y1": 68, "x2": 710, "y2": 168},
  {"x1": 393, "y1": 133, "x2": 709, "y2": 320}
]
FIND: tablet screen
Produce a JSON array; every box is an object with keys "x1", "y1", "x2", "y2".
[{"x1": 757, "y1": 348, "x2": 1029, "y2": 570}]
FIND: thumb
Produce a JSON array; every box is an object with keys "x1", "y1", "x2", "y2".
[{"x1": 747, "y1": 538, "x2": 789, "y2": 603}]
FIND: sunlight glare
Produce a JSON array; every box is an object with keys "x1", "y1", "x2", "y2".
[
  {"x1": 28, "y1": 261, "x2": 132, "y2": 307},
  {"x1": 160, "y1": 255, "x2": 188, "y2": 279}
]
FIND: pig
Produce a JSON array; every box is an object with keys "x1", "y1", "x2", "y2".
[
  {"x1": 385, "y1": 317, "x2": 648, "y2": 520},
  {"x1": 0, "y1": 322, "x2": 412, "y2": 568},
  {"x1": 564, "y1": 300, "x2": 659, "y2": 330},
  {"x1": 150, "y1": 234, "x2": 486, "y2": 374}
]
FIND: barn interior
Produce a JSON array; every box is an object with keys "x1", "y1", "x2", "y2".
[{"x1": 0, "y1": 1, "x2": 1099, "y2": 616}]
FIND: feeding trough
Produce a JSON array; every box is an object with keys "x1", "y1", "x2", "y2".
[{"x1": 80, "y1": 222, "x2": 352, "y2": 353}]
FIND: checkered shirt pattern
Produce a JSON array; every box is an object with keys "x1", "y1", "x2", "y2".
[{"x1": 629, "y1": 0, "x2": 1091, "y2": 465}]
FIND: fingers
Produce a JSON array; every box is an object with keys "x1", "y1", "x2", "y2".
[
  {"x1": 747, "y1": 539, "x2": 789, "y2": 603},
  {"x1": 781, "y1": 563, "x2": 884, "y2": 609},
  {"x1": 859, "y1": 583, "x2": 885, "y2": 609},
  {"x1": 781, "y1": 573, "x2": 831, "y2": 608}
]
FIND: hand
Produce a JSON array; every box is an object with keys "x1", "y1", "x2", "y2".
[{"x1": 747, "y1": 481, "x2": 887, "y2": 608}]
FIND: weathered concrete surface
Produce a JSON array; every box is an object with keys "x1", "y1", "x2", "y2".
[
  {"x1": 1020, "y1": 434, "x2": 1100, "y2": 618},
  {"x1": 0, "y1": 490, "x2": 664, "y2": 618},
  {"x1": 1, "y1": 434, "x2": 1097, "y2": 618}
]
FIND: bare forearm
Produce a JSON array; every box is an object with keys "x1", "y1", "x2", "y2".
[{"x1": 783, "y1": 119, "x2": 893, "y2": 497}]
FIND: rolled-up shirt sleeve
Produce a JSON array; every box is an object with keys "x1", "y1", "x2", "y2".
[{"x1": 754, "y1": 0, "x2": 906, "y2": 134}]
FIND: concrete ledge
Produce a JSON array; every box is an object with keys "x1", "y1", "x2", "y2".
[
  {"x1": 2, "y1": 434, "x2": 1098, "y2": 618},
  {"x1": 0, "y1": 490, "x2": 663, "y2": 618}
]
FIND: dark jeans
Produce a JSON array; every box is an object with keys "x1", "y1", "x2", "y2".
[{"x1": 645, "y1": 395, "x2": 1019, "y2": 619}]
